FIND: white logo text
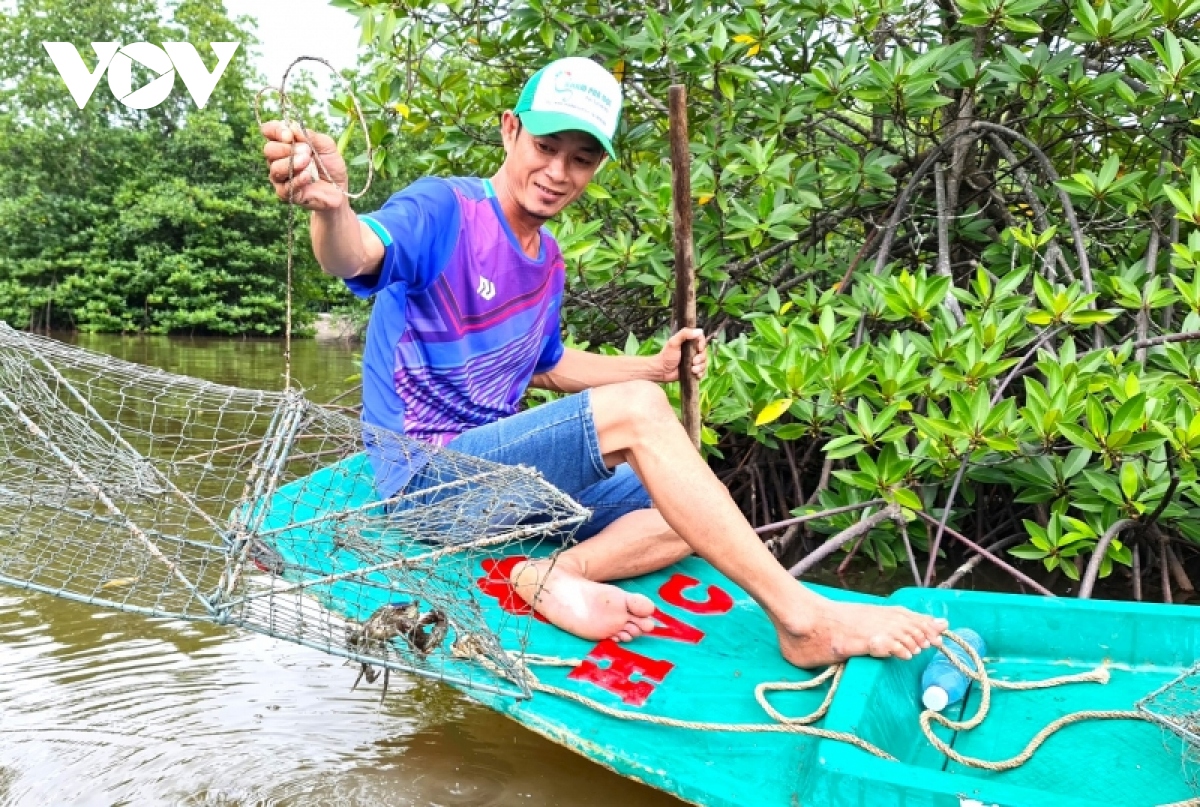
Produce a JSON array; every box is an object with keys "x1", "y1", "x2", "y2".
[{"x1": 42, "y1": 42, "x2": 239, "y2": 110}]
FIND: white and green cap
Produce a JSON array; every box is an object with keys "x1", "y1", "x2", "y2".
[{"x1": 514, "y1": 57, "x2": 623, "y2": 159}]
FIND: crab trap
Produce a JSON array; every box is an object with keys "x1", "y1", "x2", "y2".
[
  {"x1": 1137, "y1": 661, "x2": 1200, "y2": 789},
  {"x1": 0, "y1": 323, "x2": 588, "y2": 699}
]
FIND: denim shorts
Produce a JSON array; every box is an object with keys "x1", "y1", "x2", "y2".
[{"x1": 403, "y1": 389, "x2": 652, "y2": 541}]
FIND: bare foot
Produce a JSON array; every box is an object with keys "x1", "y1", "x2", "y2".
[
  {"x1": 509, "y1": 558, "x2": 657, "y2": 643},
  {"x1": 775, "y1": 601, "x2": 948, "y2": 668}
]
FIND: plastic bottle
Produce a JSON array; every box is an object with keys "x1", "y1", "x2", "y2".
[{"x1": 920, "y1": 628, "x2": 987, "y2": 712}]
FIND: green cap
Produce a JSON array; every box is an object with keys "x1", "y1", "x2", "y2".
[{"x1": 513, "y1": 57, "x2": 623, "y2": 160}]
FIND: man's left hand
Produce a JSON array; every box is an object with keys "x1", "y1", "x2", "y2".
[{"x1": 657, "y1": 328, "x2": 708, "y2": 383}]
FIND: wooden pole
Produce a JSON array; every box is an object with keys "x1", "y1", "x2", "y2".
[{"x1": 669, "y1": 84, "x2": 701, "y2": 451}]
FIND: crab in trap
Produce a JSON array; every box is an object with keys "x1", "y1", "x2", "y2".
[{"x1": 345, "y1": 601, "x2": 449, "y2": 702}]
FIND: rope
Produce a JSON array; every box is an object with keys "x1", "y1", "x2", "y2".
[
  {"x1": 506, "y1": 652, "x2": 896, "y2": 759},
  {"x1": 920, "y1": 630, "x2": 1150, "y2": 772},
  {"x1": 253, "y1": 56, "x2": 374, "y2": 390},
  {"x1": 459, "y1": 628, "x2": 1166, "y2": 776}
]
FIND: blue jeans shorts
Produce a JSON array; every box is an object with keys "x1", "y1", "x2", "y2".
[{"x1": 403, "y1": 389, "x2": 652, "y2": 541}]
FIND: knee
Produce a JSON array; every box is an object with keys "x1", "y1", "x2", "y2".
[{"x1": 595, "y1": 380, "x2": 675, "y2": 435}]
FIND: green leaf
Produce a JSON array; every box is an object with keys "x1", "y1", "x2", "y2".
[
  {"x1": 718, "y1": 73, "x2": 736, "y2": 101},
  {"x1": 1002, "y1": 15, "x2": 1043, "y2": 33},
  {"x1": 892, "y1": 487, "x2": 923, "y2": 511},
  {"x1": 1120, "y1": 462, "x2": 1139, "y2": 500},
  {"x1": 1110, "y1": 393, "x2": 1146, "y2": 435},
  {"x1": 775, "y1": 424, "x2": 809, "y2": 440},
  {"x1": 1027, "y1": 311, "x2": 1055, "y2": 325},
  {"x1": 1065, "y1": 310, "x2": 1118, "y2": 325},
  {"x1": 1062, "y1": 448, "x2": 1092, "y2": 479},
  {"x1": 1059, "y1": 422, "x2": 1102, "y2": 451}
]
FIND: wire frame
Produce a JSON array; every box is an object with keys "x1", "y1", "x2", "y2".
[{"x1": 0, "y1": 323, "x2": 588, "y2": 698}]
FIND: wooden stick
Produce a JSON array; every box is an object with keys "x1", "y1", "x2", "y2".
[{"x1": 669, "y1": 84, "x2": 701, "y2": 450}]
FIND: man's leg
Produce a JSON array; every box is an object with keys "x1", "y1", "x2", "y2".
[
  {"x1": 513, "y1": 507, "x2": 691, "y2": 642},
  {"x1": 514, "y1": 379, "x2": 947, "y2": 668},
  {"x1": 441, "y1": 392, "x2": 682, "y2": 644}
]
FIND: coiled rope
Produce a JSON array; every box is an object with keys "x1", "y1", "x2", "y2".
[{"x1": 463, "y1": 630, "x2": 1168, "y2": 782}]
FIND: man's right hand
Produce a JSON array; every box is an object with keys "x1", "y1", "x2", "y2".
[{"x1": 261, "y1": 120, "x2": 349, "y2": 211}]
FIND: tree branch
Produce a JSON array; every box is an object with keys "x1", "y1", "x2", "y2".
[
  {"x1": 789, "y1": 504, "x2": 900, "y2": 577},
  {"x1": 914, "y1": 510, "x2": 1056, "y2": 596},
  {"x1": 1077, "y1": 518, "x2": 1137, "y2": 599}
]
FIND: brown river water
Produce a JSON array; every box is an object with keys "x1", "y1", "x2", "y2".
[{"x1": 0, "y1": 333, "x2": 679, "y2": 807}]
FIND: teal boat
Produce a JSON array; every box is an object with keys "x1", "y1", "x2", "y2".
[{"x1": 252, "y1": 455, "x2": 1200, "y2": 807}]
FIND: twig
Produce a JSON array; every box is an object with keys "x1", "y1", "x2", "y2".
[
  {"x1": 1144, "y1": 448, "x2": 1179, "y2": 527},
  {"x1": 938, "y1": 535, "x2": 1022, "y2": 590},
  {"x1": 1160, "y1": 532, "x2": 1173, "y2": 605},
  {"x1": 871, "y1": 134, "x2": 978, "y2": 278},
  {"x1": 627, "y1": 79, "x2": 669, "y2": 115},
  {"x1": 1008, "y1": 330, "x2": 1200, "y2": 389},
  {"x1": 1132, "y1": 543, "x2": 1142, "y2": 601},
  {"x1": 923, "y1": 326, "x2": 1062, "y2": 586},
  {"x1": 914, "y1": 510, "x2": 1055, "y2": 596},
  {"x1": 725, "y1": 237, "x2": 798, "y2": 277},
  {"x1": 933, "y1": 165, "x2": 965, "y2": 328},
  {"x1": 782, "y1": 440, "x2": 804, "y2": 505},
  {"x1": 834, "y1": 225, "x2": 886, "y2": 294},
  {"x1": 1165, "y1": 542, "x2": 1194, "y2": 593},
  {"x1": 804, "y1": 457, "x2": 834, "y2": 505},
  {"x1": 1115, "y1": 331, "x2": 1200, "y2": 352},
  {"x1": 1077, "y1": 518, "x2": 1137, "y2": 599},
  {"x1": 897, "y1": 514, "x2": 922, "y2": 587},
  {"x1": 326, "y1": 382, "x2": 363, "y2": 407},
  {"x1": 1083, "y1": 59, "x2": 1148, "y2": 94},
  {"x1": 789, "y1": 504, "x2": 900, "y2": 577},
  {"x1": 985, "y1": 133, "x2": 1072, "y2": 283},
  {"x1": 968, "y1": 121, "x2": 1094, "y2": 302},
  {"x1": 764, "y1": 523, "x2": 800, "y2": 558},
  {"x1": 836, "y1": 533, "x2": 869, "y2": 576},
  {"x1": 753, "y1": 497, "x2": 888, "y2": 535}
]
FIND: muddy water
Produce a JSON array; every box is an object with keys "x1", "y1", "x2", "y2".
[{"x1": 0, "y1": 334, "x2": 678, "y2": 807}]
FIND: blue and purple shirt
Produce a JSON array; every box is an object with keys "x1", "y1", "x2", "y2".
[{"x1": 346, "y1": 176, "x2": 566, "y2": 496}]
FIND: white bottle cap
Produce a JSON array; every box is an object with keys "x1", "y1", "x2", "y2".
[{"x1": 922, "y1": 685, "x2": 949, "y2": 712}]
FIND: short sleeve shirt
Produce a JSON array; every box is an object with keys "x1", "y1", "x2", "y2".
[{"x1": 346, "y1": 177, "x2": 566, "y2": 496}]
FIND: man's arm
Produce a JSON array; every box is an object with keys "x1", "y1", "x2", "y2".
[
  {"x1": 310, "y1": 204, "x2": 385, "y2": 280},
  {"x1": 530, "y1": 347, "x2": 660, "y2": 393},
  {"x1": 261, "y1": 120, "x2": 384, "y2": 279},
  {"x1": 530, "y1": 328, "x2": 708, "y2": 393}
]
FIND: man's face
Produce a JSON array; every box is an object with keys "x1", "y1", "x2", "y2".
[{"x1": 499, "y1": 111, "x2": 606, "y2": 221}]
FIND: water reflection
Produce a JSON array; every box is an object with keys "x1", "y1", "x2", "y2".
[{"x1": 0, "y1": 334, "x2": 679, "y2": 807}]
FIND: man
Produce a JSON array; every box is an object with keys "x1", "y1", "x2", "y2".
[{"x1": 262, "y1": 56, "x2": 946, "y2": 666}]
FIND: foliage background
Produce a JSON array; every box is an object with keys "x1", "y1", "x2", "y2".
[
  {"x1": 5, "y1": 0, "x2": 1200, "y2": 596},
  {"x1": 331, "y1": 0, "x2": 1200, "y2": 598},
  {"x1": 0, "y1": 0, "x2": 391, "y2": 335}
]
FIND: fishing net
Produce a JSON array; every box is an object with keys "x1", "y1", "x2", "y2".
[
  {"x1": 1137, "y1": 662, "x2": 1200, "y2": 790},
  {"x1": 0, "y1": 323, "x2": 588, "y2": 698}
]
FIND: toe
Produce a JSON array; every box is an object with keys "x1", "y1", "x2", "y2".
[
  {"x1": 905, "y1": 624, "x2": 932, "y2": 649},
  {"x1": 627, "y1": 593, "x2": 656, "y2": 618},
  {"x1": 614, "y1": 630, "x2": 633, "y2": 642},
  {"x1": 885, "y1": 635, "x2": 915, "y2": 660},
  {"x1": 623, "y1": 620, "x2": 644, "y2": 638},
  {"x1": 898, "y1": 633, "x2": 923, "y2": 657},
  {"x1": 631, "y1": 614, "x2": 657, "y2": 633}
]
